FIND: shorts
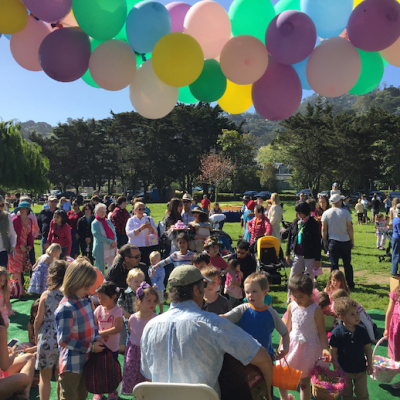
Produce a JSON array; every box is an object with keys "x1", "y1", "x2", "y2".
[
  {"x1": 372, "y1": 209, "x2": 379, "y2": 216},
  {"x1": 157, "y1": 291, "x2": 164, "y2": 304},
  {"x1": 357, "y1": 213, "x2": 364, "y2": 222},
  {"x1": 58, "y1": 372, "x2": 87, "y2": 400}
]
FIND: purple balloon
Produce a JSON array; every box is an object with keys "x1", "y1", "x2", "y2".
[
  {"x1": 39, "y1": 27, "x2": 90, "y2": 82},
  {"x1": 165, "y1": 2, "x2": 191, "y2": 33},
  {"x1": 265, "y1": 10, "x2": 316, "y2": 65},
  {"x1": 252, "y1": 59, "x2": 302, "y2": 121},
  {"x1": 347, "y1": 0, "x2": 400, "y2": 52},
  {"x1": 23, "y1": 0, "x2": 72, "y2": 23}
]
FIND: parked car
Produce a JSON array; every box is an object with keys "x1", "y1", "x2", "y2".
[
  {"x1": 349, "y1": 191, "x2": 362, "y2": 203},
  {"x1": 369, "y1": 190, "x2": 385, "y2": 200},
  {"x1": 317, "y1": 190, "x2": 329, "y2": 198},
  {"x1": 243, "y1": 191, "x2": 258, "y2": 199},
  {"x1": 296, "y1": 189, "x2": 312, "y2": 199},
  {"x1": 390, "y1": 191, "x2": 400, "y2": 200},
  {"x1": 255, "y1": 191, "x2": 272, "y2": 200}
]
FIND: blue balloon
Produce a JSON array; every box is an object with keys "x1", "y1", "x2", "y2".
[
  {"x1": 126, "y1": 0, "x2": 171, "y2": 54},
  {"x1": 293, "y1": 57, "x2": 311, "y2": 90},
  {"x1": 3, "y1": 34, "x2": 11, "y2": 40},
  {"x1": 300, "y1": 0, "x2": 353, "y2": 39}
]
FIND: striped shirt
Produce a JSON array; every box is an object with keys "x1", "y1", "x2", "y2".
[
  {"x1": 55, "y1": 295, "x2": 99, "y2": 374},
  {"x1": 153, "y1": 251, "x2": 195, "y2": 270}
]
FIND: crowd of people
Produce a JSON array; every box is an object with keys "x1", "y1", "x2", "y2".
[{"x1": 0, "y1": 188, "x2": 398, "y2": 400}]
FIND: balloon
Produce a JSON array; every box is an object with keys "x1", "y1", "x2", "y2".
[
  {"x1": 114, "y1": 0, "x2": 142, "y2": 42},
  {"x1": 152, "y1": 32, "x2": 204, "y2": 87},
  {"x1": 306, "y1": 37, "x2": 361, "y2": 98},
  {"x1": 380, "y1": 36, "x2": 400, "y2": 67},
  {"x1": 72, "y1": 0, "x2": 127, "y2": 41},
  {"x1": 39, "y1": 27, "x2": 91, "y2": 82},
  {"x1": 129, "y1": 59, "x2": 178, "y2": 119},
  {"x1": 229, "y1": 0, "x2": 275, "y2": 45},
  {"x1": 252, "y1": 60, "x2": 301, "y2": 121},
  {"x1": 349, "y1": 50, "x2": 384, "y2": 95},
  {"x1": 184, "y1": 1, "x2": 231, "y2": 59},
  {"x1": 353, "y1": 0, "x2": 400, "y2": 8},
  {"x1": 189, "y1": 59, "x2": 227, "y2": 103},
  {"x1": 220, "y1": 35, "x2": 268, "y2": 85},
  {"x1": 347, "y1": 0, "x2": 400, "y2": 52},
  {"x1": 126, "y1": 1, "x2": 171, "y2": 54},
  {"x1": 292, "y1": 57, "x2": 311, "y2": 90},
  {"x1": 10, "y1": 16, "x2": 51, "y2": 71},
  {"x1": 0, "y1": 0, "x2": 28, "y2": 34},
  {"x1": 22, "y1": 0, "x2": 71, "y2": 23},
  {"x1": 166, "y1": 2, "x2": 191, "y2": 33},
  {"x1": 218, "y1": 80, "x2": 252, "y2": 114},
  {"x1": 60, "y1": 11, "x2": 79, "y2": 28},
  {"x1": 300, "y1": 0, "x2": 353, "y2": 39},
  {"x1": 265, "y1": 10, "x2": 316, "y2": 65},
  {"x1": 89, "y1": 39, "x2": 137, "y2": 91},
  {"x1": 275, "y1": 0, "x2": 300, "y2": 14},
  {"x1": 82, "y1": 38, "x2": 102, "y2": 88},
  {"x1": 178, "y1": 85, "x2": 198, "y2": 104},
  {"x1": 3, "y1": 33, "x2": 11, "y2": 40}
]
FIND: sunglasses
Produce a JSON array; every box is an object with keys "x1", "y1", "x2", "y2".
[
  {"x1": 182, "y1": 200, "x2": 190, "y2": 204},
  {"x1": 127, "y1": 253, "x2": 141, "y2": 259},
  {"x1": 136, "y1": 208, "x2": 145, "y2": 211},
  {"x1": 203, "y1": 280, "x2": 208, "y2": 289},
  {"x1": 0, "y1": 204, "x2": 4, "y2": 208},
  {"x1": 51, "y1": 200, "x2": 58, "y2": 203}
]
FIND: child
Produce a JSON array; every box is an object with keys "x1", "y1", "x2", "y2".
[
  {"x1": 192, "y1": 252, "x2": 212, "y2": 271},
  {"x1": 224, "y1": 259, "x2": 243, "y2": 306},
  {"x1": 278, "y1": 274, "x2": 330, "y2": 400},
  {"x1": 384, "y1": 280, "x2": 400, "y2": 389},
  {"x1": 28, "y1": 243, "x2": 62, "y2": 295},
  {"x1": 318, "y1": 292, "x2": 335, "y2": 335},
  {"x1": 188, "y1": 208, "x2": 213, "y2": 252},
  {"x1": 330, "y1": 297, "x2": 372, "y2": 398},
  {"x1": 324, "y1": 270, "x2": 350, "y2": 306},
  {"x1": 0, "y1": 267, "x2": 10, "y2": 328},
  {"x1": 243, "y1": 271, "x2": 273, "y2": 307},
  {"x1": 375, "y1": 213, "x2": 388, "y2": 250},
  {"x1": 34, "y1": 260, "x2": 67, "y2": 400},
  {"x1": 204, "y1": 236, "x2": 228, "y2": 273},
  {"x1": 120, "y1": 283, "x2": 158, "y2": 395},
  {"x1": 94, "y1": 282, "x2": 123, "y2": 400},
  {"x1": 355, "y1": 198, "x2": 364, "y2": 225},
  {"x1": 202, "y1": 266, "x2": 232, "y2": 314},
  {"x1": 148, "y1": 251, "x2": 165, "y2": 314},
  {"x1": 55, "y1": 258, "x2": 104, "y2": 400},
  {"x1": 47, "y1": 209, "x2": 72, "y2": 259}
]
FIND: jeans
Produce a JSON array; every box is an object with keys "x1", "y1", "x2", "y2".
[
  {"x1": 116, "y1": 232, "x2": 128, "y2": 249},
  {"x1": 328, "y1": 239, "x2": 354, "y2": 289},
  {"x1": 0, "y1": 251, "x2": 8, "y2": 267},
  {"x1": 391, "y1": 237, "x2": 400, "y2": 275}
]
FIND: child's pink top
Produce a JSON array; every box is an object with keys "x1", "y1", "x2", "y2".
[
  {"x1": 94, "y1": 304, "x2": 123, "y2": 352},
  {"x1": 0, "y1": 289, "x2": 8, "y2": 325},
  {"x1": 128, "y1": 312, "x2": 157, "y2": 347},
  {"x1": 225, "y1": 271, "x2": 243, "y2": 288}
]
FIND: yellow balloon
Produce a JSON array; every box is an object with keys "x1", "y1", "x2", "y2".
[
  {"x1": 0, "y1": 0, "x2": 28, "y2": 34},
  {"x1": 218, "y1": 80, "x2": 252, "y2": 114},
  {"x1": 152, "y1": 32, "x2": 204, "y2": 88},
  {"x1": 354, "y1": 0, "x2": 400, "y2": 7}
]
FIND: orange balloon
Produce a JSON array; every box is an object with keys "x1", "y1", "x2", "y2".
[{"x1": 380, "y1": 36, "x2": 400, "y2": 67}]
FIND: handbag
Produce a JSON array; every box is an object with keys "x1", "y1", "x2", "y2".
[{"x1": 84, "y1": 347, "x2": 122, "y2": 394}]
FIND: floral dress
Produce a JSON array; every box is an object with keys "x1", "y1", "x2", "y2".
[
  {"x1": 36, "y1": 289, "x2": 64, "y2": 370},
  {"x1": 28, "y1": 255, "x2": 52, "y2": 295},
  {"x1": 8, "y1": 219, "x2": 31, "y2": 274}
]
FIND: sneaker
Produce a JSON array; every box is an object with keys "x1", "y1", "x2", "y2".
[
  {"x1": 392, "y1": 381, "x2": 400, "y2": 389},
  {"x1": 93, "y1": 395, "x2": 103, "y2": 400},
  {"x1": 108, "y1": 391, "x2": 118, "y2": 400}
]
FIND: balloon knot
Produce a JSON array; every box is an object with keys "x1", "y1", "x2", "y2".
[
  {"x1": 141, "y1": 54, "x2": 146, "y2": 62},
  {"x1": 30, "y1": 14, "x2": 40, "y2": 21},
  {"x1": 51, "y1": 23, "x2": 63, "y2": 29}
]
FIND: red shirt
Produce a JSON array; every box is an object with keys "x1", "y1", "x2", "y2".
[
  {"x1": 47, "y1": 222, "x2": 72, "y2": 256},
  {"x1": 67, "y1": 210, "x2": 83, "y2": 230},
  {"x1": 201, "y1": 199, "x2": 211, "y2": 209}
]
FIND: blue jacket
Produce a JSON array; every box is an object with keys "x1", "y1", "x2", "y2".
[
  {"x1": 92, "y1": 219, "x2": 117, "y2": 273},
  {"x1": 393, "y1": 217, "x2": 400, "y2": 240}
]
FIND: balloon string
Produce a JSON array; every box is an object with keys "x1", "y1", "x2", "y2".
[
  {"x1": 50, "y1": 23, "x2": 64, "y2": 29},
  {"x1": 30, "y1": 14, "x2": 40, "y2": 21},
  {"x1": 141, "y1": 54, "x2": 146, "y2": 62}
]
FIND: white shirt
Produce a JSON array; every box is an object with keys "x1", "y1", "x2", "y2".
[
  {"x1": 0, "y1": 213, "x2": 17, "y2": 253},
  {"x1": 126, "y1": 215, "x2": 157, "y2": 248},
  {"x1": 321, "y1": 207, "x2": 352, "y2": 242}
]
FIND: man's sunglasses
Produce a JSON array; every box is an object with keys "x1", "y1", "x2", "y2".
[
  {"x1": 0, "y1": 204, "x2": 4, "y2": 208},
  {"x1": 127, "y1": 254, "x2": 141, "y2": 259},
  {"x1": 182, "y1": 200, "x2": 191, "y2": 203}
]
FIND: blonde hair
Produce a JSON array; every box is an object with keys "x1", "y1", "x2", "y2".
[
  {"x1": 58, "y1": 197, "x2": 67, "y2": 207},
  {"x1": 61, "y1": 257, "x2": 97, "y2": 297},
  {"x1": 244, "y1": 271, "x2": 269, "y2": 292},
  {"x1": 325, "y1": 270, "x2": 350, "y2": 295},
  {"x1": 46, "y1": 243, "x2": 62, "y2": 258},
  {"x1": 271, "y1": 193, "x2": 279, "y2": 205},
  {"x1": 134, "y1": 202, "x2": 145, "y2": 211},
  {"x1": 149, "y1": 251, "x2": 161, "y2": 263},
  {"x1": 126, "y1": 268, "x2": 145, "y2": 284},
  {"x1": 0, "y1": 267, "x2": 10, "y2": 302},
  {"x1": 331, "y1": 288, "x2": 349, "y2": 301},
  {"x1": 201, "y1": 266, "x2": 219, "y2": 279}
]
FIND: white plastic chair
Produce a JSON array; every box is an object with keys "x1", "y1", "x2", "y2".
[{"x1": 132, "y1": 382, "x2": 219, "y2": 400}]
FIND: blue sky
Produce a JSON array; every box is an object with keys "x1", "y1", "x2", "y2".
[{"x1": 0, "y1": 0, "x2": 399, "y2": 126}]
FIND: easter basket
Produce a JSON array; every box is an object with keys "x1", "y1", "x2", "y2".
[
  {"x1": 272, "y1": 356, "x2": 302, "y2": 390},
  {"x1": 310, "y1": 358, "x2": 346, "y2": 400},
  {"x1": 371, "y1": 336, "x2": 400, "y2": 383}
]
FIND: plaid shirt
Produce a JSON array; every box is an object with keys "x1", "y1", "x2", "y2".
[
  {"x1": 111, "y1": 206, "x2": 130, "y2": 235},
  {"x1": 55, "y1": 295, "x2": 99, "y2": 374},
  {"x1": 117, "y1": 287, "x2": 136, "y2": 316}
]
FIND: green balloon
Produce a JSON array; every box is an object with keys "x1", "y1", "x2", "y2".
[
  {"x1": 135, "y1": 52, "x2": 151, "y2": 68},
  {"x1": 114, "y1": 0, "x2": 143, "y2": 42},
  {"x1": 275, "y1": 0, "x2": 301, "y2": 14},
  {"x1": 229, "y1": 0, "x2": 276, "y2": 44},
  {"x1": 189, "y1": 60, "x2": 227, "y2": 103},
  {"x1": 72, "y1": 0, "x2": 127, "y2": 41},
  {"x1": 349, "y1": 49, "x2": 384, "y2": 96},
  {"x1": 81, "y1": 39, "x2": 103, "y2": 89},
  {"x1": 382, "y1": 58, "x2": 389, "y2": 67},
  {"x1": 178, "y1": 86, "x2": 198, "y2": 104}
]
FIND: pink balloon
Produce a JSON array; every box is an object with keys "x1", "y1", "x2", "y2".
[
  {"x1": 10, "y1": 16, "x2": 51, "y2": 71},
  {"x1": 184, "y1": 0, "x2": 231, "y2": 59},
  {"x1": 347, "y1": 0, "x2": 400, "y2": 52},
  {"x1": 380, "y1": 36, "x2": 400, "y2": 67},
  {"x1": 306, "y1": 37, "x2": 361, "y2": 98},
  {"x1": 252, "y1": 59, "x2": 302, "y2": 121},
  {"x1": 220, "y1": 35, "x2": 269, "y2": 85},
  {"x1": 166, "y1": 2, "x2": 191, "y2": 33},
  {"x1": 23, "y1": 0, "x2": 72, "y2": 23}
]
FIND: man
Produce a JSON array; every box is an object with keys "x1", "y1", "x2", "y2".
[
  {"x1": 322, "y1": 194, "x2": 355, "y2": 289},
  {"x1": 227, "y1": 239, "x2": 257, "y2": 282},
  {"x1": 141, "y1": 265, "x2": 273, "y2": 399},
  {"x1": 111, "y1": 196, "x2": 130, "y2": 248},
  {"x1": 181, "y1": 193, "x2": 194, "y2": 225},
  {"x1": 371, "y1": 193, "x2": 381, "y2": 223},
  {"x1": 296, "y1": 191, "x2": 308, "y2": 206},
  {"x1": 37, "y1": 195, "x2": 58, "y2": 253},
  {"x1": 89, "y1": 195, "x2": 102, "y2": 210},
  {"x1": 105, "y1": 243, "x2": 151, "y2": 288}
]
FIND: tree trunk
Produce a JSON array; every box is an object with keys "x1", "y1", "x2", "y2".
[
  {"x1": 232, "y1": 173, "x2": 236, "y2": 201},
  {"x1": 215, "y1": 185, "x2": 218, "y2": 203}
]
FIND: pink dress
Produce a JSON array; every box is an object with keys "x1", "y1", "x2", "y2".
[
  {"x1": 281, "y1": 302, "x2": 322, "y2": 378},
  {"x1": 389, "y1": 291, "x2": 400, "y2": 361},
  {"x1": 94, "y1": 304, "x2": 123, "y2": 353},
  {"x1": 8, "y1": 220, "x2": 31, "y2": 274}
]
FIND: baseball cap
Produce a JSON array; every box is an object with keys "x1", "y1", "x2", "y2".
[
  {"x1": 168, "y1": 265, "x2": 211, "y2": 287},
  {"x1": 329, "y1": 194, "x2": 344, "y2": 203},
  {"x1": 332, "y1": 182, "x2": 338, "y2": 187}
]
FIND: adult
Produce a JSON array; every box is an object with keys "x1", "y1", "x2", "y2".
[
  {"x1": 361, "y1": 195, "x2": 370, "y2": 224},
  {"x1": 105, "y1": 243, "x2": 151, "y2": 287},
  {"x1": 322, "y1": 194, "x2": 355, "y2": 289},
  {"x1": 141, "y1": 265, "x2": 273, "y2": 399},
  {"x1": 47, "y1": 210, "x2": 72, "y2": 260},
  {"x1": 371, "y1": 193, "x2": 381, "y2": 223},
  {"x1": 391, "y1": 204, "x2": 400, "y2": 277},
  {"x1": 247, "y1": 205, "x2": 272, "y2": 245},
  {"x1": 89, "y1": 195, "x2": 102, "y2": 210},
  {"x1": 37, "y1": 195, "x2": 58, "y2": 253},
  {"x1": 126, "y1": 202, "x2": 157, "y2": 267},
  {"x1": 390, "y1": 198, "x2": 400, "y2": 222},
  {"x1": 12, "y1": 193, "x2": 20, "y2": 209},
  {"x1": 268, "y1": 193, "x2": 283, "y2": 243},
  {"x1": 107, "y1": 203, "x2": 116, "y2": 220},
  {"x1": 227, "y1": 239, "x2": 257, "y2": 283},
  {"x1": 0, "y1": 195, "x2": 16, "y2": 268},
  {"x1": 103, "y1": 195, "x2": 112, "y2": 210},
  {"x1": 296, "y1": 192, "x2": 308, "y2": 206},
  {"x1": 92, "y1": 203, "x2": 117, "y2": 274},
  {"x1": 133, "y1": 198, "x2": 151, "y2": 216},
  {"x1": 384, "y1": 195, "x2": 392, "y2": 216},
  {"x1": 181, "y1": 194, "x2": 194, "y2": 226},
  {"x1": 201, "y1": 194, "x2": 211, "y2": 214},
  {"x1": 314, "y1": 195, "x2": 330, "y2": 226},
  {"x1": 58, "y1": 197, "x2": 71, "y2": 212},
  {"x1": 77, "y1": 203, "x2": 95, "y2": 263},
  {"x1": 243, "y1": 200, "x2": 256, "y2": 243},
  {"x1": 67, "y1": 201, "x2": 83, "y2": 259},
  {"x1": 240, "y1": 195, "x2": 250, "y2": 233},
  {"x1": 163, "y1": 198, "x2": 183, "y2": 230},
  {"x1": 111, "y1": 196, "x2": 130, "y2": 249},
  {"x1": 210, "y1": 202, "x2": 223, "y2": 216}
]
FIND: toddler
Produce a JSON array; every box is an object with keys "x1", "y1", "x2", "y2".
[
  {"x1": 203, "y1": 266, "x2": 232, "y2": 315},
  {"x1": 375, "y1": 213, "x2": 388, "y2": 250},
  {"x1": 224, "y1": 259, "x2": 243, "y2": 306},
  {"x1": 0, "y1": 267, "x2": 10, "y2": 328},
  {"x1": 148, "y1": 251, "x2": 165, "y2": 314},
  {"x1": 192, "y1": 252, "x2": 212, "y2": 271},
  {"x1": 355, "y1": 198, "x2": 364, "y2": 225},
  {"x1": 204, "y1": 236, "x2": 228, "y2": 273}
]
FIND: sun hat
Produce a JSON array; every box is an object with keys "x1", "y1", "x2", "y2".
[
  {"x1": 203, "y1": 235, "x2": 223, "y2": 249},
  {"x1": 168, "y1": 265, "x2": 211, "y2": 287},
  {"x1": 242, "y1": 195, "x2": 250, "y2": 201},
  {"x1": 14, "y1": 201, "x2": 33, "y2": 213},
  {"x1": 329, "y1": 194, "x2": 344, "y2": 204},
  {"x1": 190, "y1": 205, "x2": 207, "y2": 215},
  {"x1": 182, "y1": 193, "x2": 192, "y2": 201},
  {"x1": 247, "y1": 200, "x2": 256, "y2": 211},
  {"x1": 48, "y1": 195, "x2": 57, "y2": 202}
]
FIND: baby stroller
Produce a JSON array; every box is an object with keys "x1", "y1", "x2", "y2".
[
  {"x1": 378, "y1": 229, "x2": 393, "y2": 263},
  {"x1": 212, "y1": 229, "x2": 234, "y2": 255},
  {"x1": 209, "y1": 213, "x2": 226, "y2": 230},
  {"x1": 256, "y1": 236, "x2": 288, "y2": 286}
]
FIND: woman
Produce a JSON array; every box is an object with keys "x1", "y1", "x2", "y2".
[
  {"x1": 210, "y1": 202, "x2": 223, "y2": 216},
  {"x1": 92, "y1": 203, "x2": 117, "y2": 273},
  {"x1": 243, "y1": 200, "x2": 256, "y2": 243},
  {"x1": 77, "y1": 203, "x2": 95, "y2": 263},
  {"x1": 47, "y1": 210, "x2": 72, "y2": 260},
  {"x1": 247, "y1": 205, "x2": 272, "y2": 245},
  {"x1": 268, "y1": 193, "x2": 283, "y2": 243},
  {"x1": 8, "y1": 201, "x2": 34, "y2": 296},
  {"x1": 314, "y1": 195, "x2": 330, "y2": 227},
  {"x1": 390, "y1": 198, "x2": 399, "y2": 222},
  {"x1": 0, "y1": 195, "x2": 16, "y2": 268},
  {"x1": 163, "y1": 198, "x2": 183, "y2": 230},
  {"x1": 67, "y1": 201, "x2": 83, "y2": 258},
  {"x1": 57, "y1": 197, "x2": 70, "y2": 212},
  {"x1": 126, "y1": 202, "x2": 157, "y2": 267}
]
